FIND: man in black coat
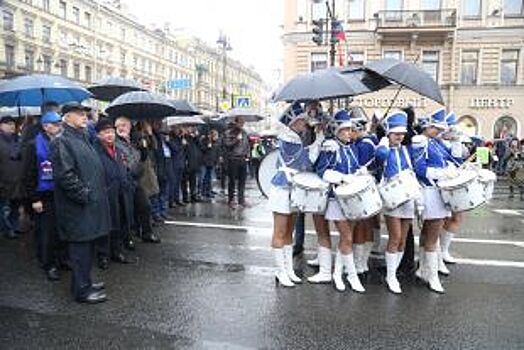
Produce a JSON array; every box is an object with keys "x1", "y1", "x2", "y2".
[
  {"x1": 182, "y1": 127, "x2": 203, "y2": 203},
  {"x1": 169, "y1": 127, "x2": 187, "y2": 206},
  {"x1": 51, "y1": 103, "x2": 110, "y2": 304},
  {"x1": 223, "y1": 117, "x2": 250, "y2": 208}
]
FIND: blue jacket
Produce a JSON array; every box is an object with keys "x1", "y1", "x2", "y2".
[
  {"x1": 354, "y1": 135, "x2": 377, "y2": 168},
  {"x1": 375, "y1": 144, "x2": 414, "y2": 181},
  {"x1": 413, "y1": 138, "x2": 455, "y2": 186}
]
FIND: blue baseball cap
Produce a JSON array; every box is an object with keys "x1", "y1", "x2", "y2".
[{"x1": 41, "y1": 111, "x2": 62, "y2": 124}]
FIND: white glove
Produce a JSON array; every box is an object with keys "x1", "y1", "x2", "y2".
[
  {"x1": 323, "y1": 169, "x2": 344, "y2": 185},
  {"x1": 355, "y1": 167, "x2": 369, "y2": 176},
  {"x1": 426, "y1": 167, "x2": 448, "y2": 181},
  {"x1": 411, "y1": 135, "x2": 428, "y2": 149},
  {"x1": 321, "y1": 139, "x2": 338, "y2": 152},
  {"x1": 379, "y1": 136, "x2": 389, "y2": 148},
  {"x1": 450, "y1": 141, "x2": 463, "y2": 158},
  {"x1": 444, "y1": 166, "x2": 459, "y2": 179},
  {"x1": 342, "y1": 173, "x2": 356, "y2": 184}
]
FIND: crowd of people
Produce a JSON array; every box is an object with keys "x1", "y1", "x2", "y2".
[{"x1": 0, "y1": 101, "x2": 271, "y2": 304}]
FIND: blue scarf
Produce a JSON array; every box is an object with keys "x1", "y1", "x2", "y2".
[{"x1": 35, "y1": 132, "x2": 54, "y2": 192}]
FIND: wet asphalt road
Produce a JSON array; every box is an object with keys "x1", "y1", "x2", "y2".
[{"x1": 1, "y1": 179, "x2": 524, "y2": 349}]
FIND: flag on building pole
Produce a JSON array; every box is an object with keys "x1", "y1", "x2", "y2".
[{"x1": 333, "y1": 21, "x2": 347, "y2": 66}]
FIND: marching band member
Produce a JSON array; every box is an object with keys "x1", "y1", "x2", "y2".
[
  {"x1": 316, "y1": 110, "x2": 365, "y2": 293},
  {"x1": 375, "y1": 111, "x2": 415, "y2": 294},
  {"x1": 412, "y1": 107, "x2": 456, "y2": 294},
  {"x1": 270, "y1": 102, "x2": 324, "y2": 287}
]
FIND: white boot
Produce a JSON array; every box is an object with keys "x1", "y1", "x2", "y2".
[
  {"x1": 307, "y1": 246, "x2": 332, "y2": 283},
  {"x1": 353, "y1": 244, "x2": 365, "y2": 274},
  {"x1": 440, "y1": 231, "x2": 457, "y2": 264},
  {"x1": 306, "y1": 256, "x2": 319, "y2": 267},
  {"x1": 363, "y1": 242, "x2": 373, "y2": 273},
  {"x1": 437, "y1": 245, "x2": 450, "y2": 276},
  {"x1": 385, "y1": 252, "x2": 401, "y2": 294},
  {"x1": 415, "y1": 247, "x2": 427, "y2": 282},
  {"x1": 425, "y1": 251, "x2": 445, "y2": 294},
  {"x1": 342, "y1": 253, "x2": 366, "y2": 293},
  {"x1": 283, "y1": 245, "x2": 302, "y2": 283},
  {"x1": 332, "y1": 251, "x2": 346, "y2": 292},
  {"x1": 273, "y1": 248, "x2": 295, "y2": 287}
]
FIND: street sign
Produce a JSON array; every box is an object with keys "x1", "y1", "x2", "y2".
[
  {"x1": 166, "y1": 79, "x2": 192, "y2": 90},
  {"x1": 220, "y1": 101, "x2": 230, "y2": 111},
  {"x1": 235, "y1": 95, "x2": 251, "y2": 108}
]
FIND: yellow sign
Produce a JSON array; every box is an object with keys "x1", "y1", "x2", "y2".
[{"x1": 220, "y1": 101, "x2": 230, "y2": 111}]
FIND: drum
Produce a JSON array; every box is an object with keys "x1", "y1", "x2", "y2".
[
  {"x1": 290, "y1": 172, "x2": 329, "y2": 213},
  {"x1": 256, "y1": 149, "x2": 279, "y2": 198},
  {"x1": 378, "y1": 170, "x2": 421, "y2": 210},
  {"x1": 477, "y1": 169, "x2": 496, "y2": 201},
  {"x1": 438, "y1": 170, "x2": 485, "y2": 212},
  {"x1": 335, "y1": 175, "x2": 383, "y2": 220}
]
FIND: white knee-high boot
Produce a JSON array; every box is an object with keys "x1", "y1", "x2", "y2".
[
  {"x1": 425, "y1": 251, "x2": 445, "y2": 294},
  {"x1": 415, "y1": 247, "x2": 427, "y2": 281},
  {"x1": 307, "y1": 246, "x2": 332, "y2": 283},
  {"x1": 385, "y1": 252, "x2": 401, "y2": 294},
  {"x1": 332, "y1": 251, "x2": 346, "y2": 292},
  {"x1": 436, "y1": 243, "x2": 450, "y2": 276},
  {"x1": 440, "y1": 231, "x2": 457, "y2": 264},
  {"x1": 363, "y1": 242, "x2": 373, "y2": 272},
  {"x1": 283, "y1": 245, "x2": 302, "y2": 283},
  {"x1": 342, "y1": 253, "x2": 366, "y2": 293},
  {"x1": 353, "y1": 244, "x2": 365, "y2": 274},
  {"x1": 273, "y1": 248, "x2": 294, "y2": 287}
]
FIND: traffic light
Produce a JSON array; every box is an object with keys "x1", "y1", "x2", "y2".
[{"x1": 312, "y1": 19, "x2": 324, "y2": 46}]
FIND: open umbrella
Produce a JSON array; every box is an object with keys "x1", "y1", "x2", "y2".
[
  {"x1": 224, "y1": 108, "x2": 266, "y2": 122},
  {"x1": 166, "y1": 116, "x2": 205, "y2": 126},
  {"x1": 0, "y1": 74, "x2": 91, "y2": 107},
  {"x1": 0, "y1": 106, "x2": 41, "y2": 118},
  {"x1": 364, "y1": 58, "x2": 444, "y2": 105},
  {"x1": 272, "y1": 67, "x2": 390, "y2": 102},
  {"x1": 88, "y1": 76, "x2": 145, "y2": 101},
  {"x1": 169, "y1": 99, "x2": 200, "y2": 116},
  {"x1": 105, "y1": 91, "x2": 177, "y2": 119}
]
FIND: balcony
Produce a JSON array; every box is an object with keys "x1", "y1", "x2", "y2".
[{"x1": 375, "y1": 9, "x2": 456, "y2": 40}]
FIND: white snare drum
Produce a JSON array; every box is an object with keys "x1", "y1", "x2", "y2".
[
  {"x1": 335, "y1": 175, "x2": 383, "y2": 220},
  {"x1": 378, "y1": 170, "x2": 421, "y2": 210},
  {"x1": 477, "y1": 169, "x2": 496, "y2": 201},
  {"x1": 438, "y1": 170, "x2": 485, "y2": 212},
  {"x1": 290, "y1": 172, "x2": 329, "y2": 213}
]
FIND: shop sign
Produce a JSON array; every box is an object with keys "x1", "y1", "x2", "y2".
[{"x1": 469, "y1": 97, "x2": 514, "y2": 109}]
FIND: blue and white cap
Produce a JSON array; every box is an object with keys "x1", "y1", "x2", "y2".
[
  {"x1": 384, "y1": 111, "x2": 408, "y2": 134},
  {"x1": 334, "y1": 109, "x2": 353, "y2": 134},
  {"x1": 445, "y1": 111, "x2": 457, "y2": 126},
  {"x1": 279, "y1": 102, "x2": 305, "y2": 127},
  {"x1": 428, "y1": 107, "x2": 447, "y2": 129},
  {"x1": 41, "y1": 111, "x2": 62, "y2": 124}
]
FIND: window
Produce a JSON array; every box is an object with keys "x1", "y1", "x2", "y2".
[
  {"x1": 422, "y1": 50, "x2": 439, "y2": 82},
  {"x1": 72, "y1": 7, "x2": 80, "y2": 24},
  {"x1": 297, "y1": 0, "x2": 307, "y2": 21},
  {"x1": 385, "y1": 0, "x2": 403, "y2": 21},
  {"x1": 463, "y1": 0, "x2": 481, "y2": 17},
  {"x1": 3, "y1": 10, "x2": 14, "y2": 31},
  {"x1": 42, "y1": 25, "x2": 51, "y2": 43},
  {"x1": 311, "y1": 52, "x2": 328, "y2": 72},
  {"x1": 73, "y1": 63, "x2": 80, "y2": 80},
  {"x1": 494, "y1": 116, "x2": 518, "y2": 139},
  {"x1": 348, "y1": 0, "x2": 365, "y2": 20},
  {"x1": 461, "y1": 50, "x2": 479, "y2": 85},
  {"x1": 501, "y1": 49, "x2": 519, "y2": 85},
  {"x1": 347, "y1": 51, "x2": 365, "y2": 67},
  {"x1": 85, "y1": 66, "x2": 92, "y2": 82},
  {"x1": 312, "y1": 2, "x2": 325, "y2": 20},
  {"x1": 59, "y1": 59, "x2": 67, "y2": 76},
  {"x1": 59, "y1": 1, "x2": 67, "y2": 19},
  {"x1": 43, "y1": 0, "x2": 50, "y2": 12},
  {"x1": 42, "y1": 55, "x2": 52, "y2": 73},
  {"x1": 384, "y1": 50, "x2": 402, "y2": 60},
  {"x1": 504, "y1": 0, "x2": 524, "y2": 16},
  {"x1": 422, "y1": 0, "x2": 441, "y2": 10},
  {"x1": 457, "y1": 116, "x2": 478, "y2": 136},
  {"x1": 5, "y1": 45, "x2": 15, "y2": 70},
  {"x1": 25, "y1": 49, "x2": 35, "y2": 72},
  {"x1": 24, "y1": 17, "x2": 34, "y2": 38},
  {"x1": 84, "y1": 12, "x2": 92, "y2": 28}
]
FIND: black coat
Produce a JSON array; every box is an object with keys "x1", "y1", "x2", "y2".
[
  {"x1": 0, "y1": 131, "x2": 25, "y2": 200},
  {"x1": 50, "y1": 124, "x2": 110, "y2": 242},
  {"x1": 185, "y1": 136, "x2": 203, "y2": 172},
  {"x1": 200, "y1": 136, "x2": 219, "y2": 167},
  {"x1": 170, "y1": 137, "x2": 187, "y2": 170}
]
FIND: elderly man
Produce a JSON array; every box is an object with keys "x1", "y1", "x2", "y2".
[
  {"x1": 223, "y1": 116, "x2": 250, "y2": 208},
  {"x1": 51, "y1": 102, "x2": 110, "y2": 304}
]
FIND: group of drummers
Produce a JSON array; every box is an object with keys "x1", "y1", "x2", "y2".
[{"x1": 268, "y1": 101, "x2": 496, "y2": 294}]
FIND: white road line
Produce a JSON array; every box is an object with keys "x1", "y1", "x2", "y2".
[
  {"x1": 454, "y1": 258, "x2": 524, "y2": 268},
  {"x1": 165, "y1": 220, "x2": 524, "y2": 248},
  {"x1": 492, "y1": 209, "x2": 524, "y2": 216}
]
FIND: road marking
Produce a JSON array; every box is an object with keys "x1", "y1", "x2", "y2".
[
  {"x1": 454, "y1": 258, "x2": 524, "y2": 268},
  {"x1": 492, "y1": 209, "x2": 524, "y2": 216},
  {"x1": 165, "y1": 220, "x2": 524, "y2": 248}
]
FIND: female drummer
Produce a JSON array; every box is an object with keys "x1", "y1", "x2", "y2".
[
  {"x1": 375, "y1": 111, "x2": 415, "y2": 294},
  {"x1": 316, "y1": 110, "x2": 365, "y2": 293},
  {"x1": 412, "y1": 107, "x2": 456, "y2": 294},
  {"x1": 270, "y1": 102, "x2": 324, "y2": 288}
]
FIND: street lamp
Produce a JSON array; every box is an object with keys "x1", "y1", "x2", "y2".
[{"x1": 217, "y1": 32, "x2": 232, "y2": 111}]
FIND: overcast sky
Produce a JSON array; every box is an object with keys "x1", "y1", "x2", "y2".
[{"x1": 126, "y1": 0, "x2": 284, "y2": 88}]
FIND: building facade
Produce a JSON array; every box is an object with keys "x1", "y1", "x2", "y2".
[
  {"x1": 1, "y1": 0, "x2": 267, "y2": 113},
  {"x1": 283, "y1": 0, "x2": 524, "y2": 139}
]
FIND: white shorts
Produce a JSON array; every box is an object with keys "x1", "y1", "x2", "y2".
[
  {"x1": 325, "y1": 199, "x2": 346, "y2": 221},
  {"x1": 422, "y1": 187, "x2": 451, "y2": 220},
  {"x1": 267, "y1": 186, "x2": 297, "y2": 215},
  {"x1": 383, "y1": 199, "x2": 415, "y2": 219}
]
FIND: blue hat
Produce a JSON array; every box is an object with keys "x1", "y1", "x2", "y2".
[
  {"x1": 279, "y1": 102, "x2": 304, "y2": 127},
  {"x1": 334, "y1": 110, "x2": 353, "y2": 133},
  {"x1": 445, "y1": 111, "x2": 457, "y2": 126},
  {"x1": 41, "y1": 111, "x2": 62, "y2": 124},
  {"x1": 384, "y1": 111, "x2": 408, "y2": 134},
  {"x1": 417, "y1": 116, "x2": 429, "y2": 129},
  {"x1": 428, "y1": 107, "x2": 447, "y2": 129}
]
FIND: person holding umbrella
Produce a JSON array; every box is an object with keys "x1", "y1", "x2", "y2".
[
  {"x1": 224, "y1": 116, "x2": 250, "y2": 208},
  {"x1": 51, "y1": 102, "x2": 110, "y2": 303}
]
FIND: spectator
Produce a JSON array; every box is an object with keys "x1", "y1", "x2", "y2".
[
  {"x1": 200, "y1": 129, "x2": 219, "y2": 202},
  {"x1": 169, "y1": 126, "x2": 187, "y2": 207},
  {"x1": 182, "y1": 127, "x2": 203, "y2": 203},
  {"x1": 506, "y1": 138, "x2": 524, "y2": 199},
  {"x1": 51, "y1": 103, "x2": 110, "y2": 304},
  {"x1": 223, "y1": 117, "x2": 250, "y2": 208},
  {"x1": 250, "y1": 138, "x2": 266, "y2": 180},
  {"x1": 151, "y1": 120, "x2": 172, "y2": 222}
]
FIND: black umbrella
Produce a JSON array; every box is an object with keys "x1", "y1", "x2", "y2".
[
  {"x1": 105, "y1": 91, "x2": 177, "y2": 119},
  {"x1": 224, "y1": 108, "x2": 266, "y2": 122},
  {"x1": 88, "y1": 77, "x2": 145, "y2": 101},
  {"x1": 364, "y1": 58, "x2": 444, "y2": 105},
  {"x1": 169, "y1": 99, "x2": 200, "y2": 115},
  {"x1": 272, "y1": 67, "x2": 389, "y2": 103}
]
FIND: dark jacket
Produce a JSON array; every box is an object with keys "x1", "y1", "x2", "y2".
[
  {"x1": 201, "y1": 136, "x2": 219, "y2": 167},
  {"x1": 185, "y1": 136, "x2": 203, "y2": 172},
  {"x1": 50, "y1": 124, "x2": 110, "y2": 242},
  {"x1": 224, "y1": 125, "x2": 250, "y2": 160},
  {"x1": 170, "y1": 136, "x2": 187, "y2": 170},
  {"x1": 153, "y1": 132, "x2": 170, "y2": 183},
  {"x1": 0, "y1": 131, "x2": 25, "y2": 200}
]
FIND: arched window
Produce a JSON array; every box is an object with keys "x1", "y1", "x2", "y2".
[
  {"x1": 493, "y1": 116, "x2": 518, "y2": 140},
  {"x1": 457, "y1": 115, "x2": 478, "y2": 136}
]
